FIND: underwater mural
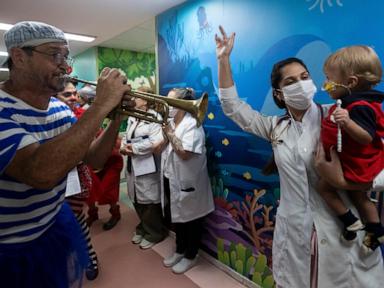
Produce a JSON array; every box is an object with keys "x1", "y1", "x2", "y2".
[
  {"x1": 157, "y1": 0, "x2": 384, "y2": 285},
  {"x1": 97, "y1": 47, "x2": 156, "y2": 132},
  {"x1": 97, "y1": 47, "x2": 156, "y2": 91}
]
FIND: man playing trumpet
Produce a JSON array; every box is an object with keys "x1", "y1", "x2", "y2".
[{"x1": 0, "y1": 21, "x2": 132, "y2": 288}]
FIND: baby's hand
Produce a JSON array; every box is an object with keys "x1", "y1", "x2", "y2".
[{"x1": 333, "y1": 107, "x2": 350, "y2": 127}]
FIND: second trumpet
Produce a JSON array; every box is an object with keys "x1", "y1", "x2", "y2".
[{"x1": 65, "y1": 76, "x2": 208, "y2": 127}]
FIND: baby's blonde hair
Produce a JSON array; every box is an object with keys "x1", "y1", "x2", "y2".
[{"x1": 324, "y1": 45, "x2": 382, "y2": 89}]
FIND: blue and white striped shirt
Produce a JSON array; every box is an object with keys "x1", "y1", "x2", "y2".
[{"x1": 0, "y1": 89, "x2": 76, "y2": 244}]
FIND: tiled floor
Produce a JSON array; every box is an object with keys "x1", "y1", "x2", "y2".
[{"x1": 83, "y1": 182, "x2": 246, "y2": 288}]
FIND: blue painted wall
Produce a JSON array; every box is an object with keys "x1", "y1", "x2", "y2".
[{"x1": 157, "y1": 0, "x2": 384, "y2": 284}]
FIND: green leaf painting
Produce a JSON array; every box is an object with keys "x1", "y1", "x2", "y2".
[{"x1": 97, "y1": 47, "x2": 156, "y2": 90}]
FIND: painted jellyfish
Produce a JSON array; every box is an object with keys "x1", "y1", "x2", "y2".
[
  {"x1": 197, "y1": 6, "x2": 212, "y2": 38},
  {"x1": 306, "y1": 0, "x2": 343, "y2": 13}
]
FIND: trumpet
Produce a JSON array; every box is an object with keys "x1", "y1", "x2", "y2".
[{"x1": 64, "y1": 76, "x2": 208, "y2": 127}]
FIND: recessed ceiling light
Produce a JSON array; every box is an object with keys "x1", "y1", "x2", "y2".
[
  {"x1": 0, "y1": 51, "x2": 8, "y2": 57},
  {"x1": 0, "y1": 23, "x2": 13, "y2": 30},
  {"x1": 64, "y1": 33, "x2": 95, "y2": 43},
  {"x1": 0, "y1": 68, "x2": 9, "y2": 72},
  {"x1": 0, "y1": 22, "x2": 95, "y2": 43}
]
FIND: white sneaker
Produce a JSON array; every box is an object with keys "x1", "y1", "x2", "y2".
[
  {"x1": 131, "y1": 233, "x2": 143, "y2": 244},
  {"x1": 163, "y1": 252, "x2": 184, "y2": 267},
  {"x1": 346, "y1": 219, "x2": 364, "y2": 232},
  {"x1": 139, "y1": 239, "x2": 155, "y2": 249},
  {"x1": 172, "y1": 257, "x2": 198, "y2": 274}
]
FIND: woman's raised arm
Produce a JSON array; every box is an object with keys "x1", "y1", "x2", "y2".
[{"x1": 216, "y1": 26, "x2": 235, "y2": 89}]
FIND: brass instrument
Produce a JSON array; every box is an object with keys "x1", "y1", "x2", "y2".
[{"x1": 65, "y1": 76, "x2": 208, "y2": 127}]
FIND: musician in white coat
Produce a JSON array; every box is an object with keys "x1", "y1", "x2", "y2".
[
  {"x1": 157, "y1": 87, "x2": 214, "y2": 274},
  {"x1": 216, "y1": 26, "x2": 384, "y2": 288},
  {"x1": 120, "y1": 87, "x2": 168, "y2": 250}
]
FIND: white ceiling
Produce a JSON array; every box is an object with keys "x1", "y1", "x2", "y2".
[{"x1": 0, "y1": 0, "x2": 185, "y2": 74}]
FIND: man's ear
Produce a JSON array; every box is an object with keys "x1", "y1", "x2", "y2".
[{"x1": 9, "y1": 47, "x2": 28, "y2": 68}]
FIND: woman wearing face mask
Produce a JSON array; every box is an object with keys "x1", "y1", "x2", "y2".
[
  {"x1": 156, "y1": 87, "x2": 214, "y2": 274},
  {"x1": 120, "y1": 86, "x2": 168, "y2": 249},
  {"x1": 215, "y1": 26, "x2": 384, "y2": 288}
]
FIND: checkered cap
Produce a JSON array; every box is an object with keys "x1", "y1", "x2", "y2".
[
  {"x1": 78, "y1": 85, "x2": 96, "y2": 101},
  {"x1": 4, "y1": 21, "x2": 68, "y2": 52}
]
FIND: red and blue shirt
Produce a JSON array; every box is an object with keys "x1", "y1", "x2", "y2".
[{"x1": 321, "y1": 90, "x2": 384, "y2": 183}]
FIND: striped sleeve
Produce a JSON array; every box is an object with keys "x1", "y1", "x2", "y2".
[{"x1": 0, "y1": 113, "x2": 38, "y2": 174}]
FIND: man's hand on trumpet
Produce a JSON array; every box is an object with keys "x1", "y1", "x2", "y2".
[{"x1": 92, "y1": 68, "x2": 134, "y2": 117}]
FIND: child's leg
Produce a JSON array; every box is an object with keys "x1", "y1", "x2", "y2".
[
  {"x1": 317, "y1": 179, "x2": 362, "y2": 239},
  {"x1": 349, "y1": 191, "x2": 380, "y2": 223},
  {"x1": 350, "y1": 191, "x2": 384, "y2": 252},
  {"x1": 317, "y1": 178, "x2": 349, "y2": 215}
]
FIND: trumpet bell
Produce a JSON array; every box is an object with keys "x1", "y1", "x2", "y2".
[{"x1": 161, "y1": 92, "x2": 208, "y2": 127}]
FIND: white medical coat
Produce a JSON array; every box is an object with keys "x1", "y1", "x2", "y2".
[
  {"x1": 122, "y1": 110, "x2": 163, "y2": 204},
  {"x1": 219, "y1": 86, "x2": 384, "y2": 288},
  {"x1": 160, "y1": 113, "x2": 214, "y2": 223}
]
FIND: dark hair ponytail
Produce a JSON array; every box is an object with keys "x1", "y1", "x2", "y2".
[{"x1": 262, "y1": 154, "x2": 279, "y2": 175}]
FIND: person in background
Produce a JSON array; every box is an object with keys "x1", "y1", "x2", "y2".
[
  {"x1": 55, "y1": 77, "x2": 80, "y2": 109},
  {"x1": 58, "y1": 80, "x2": 123, "y2": 232},
  {"x1": 0, "y1": 21, "x2": 130, "y2": 288},
  {"x1": 77, "y1": 84, "x2": 96, "y2": 110},
  {"x1": 56, "y1": 78, "x2": 100, "y2": 280},
  {"x1": 215, "y1": 25, "x2": 384, "y2": 287},
  {"x1": 86, "y1": 136, "x2": 124, "y2": 231},
  {"x1": 317, "y1": 45, "x2": 384, "y2": 253},
  {"x1": 120, "y1": 86, "x2": 168, "y2": 249},
  {"x1": 155, "y1": 87, "x2": 214, "y2": 274}
]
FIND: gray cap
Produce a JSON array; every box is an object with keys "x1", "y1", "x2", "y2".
[
  {"x1": 2, "y1": 21, "x2": 68, "y2": 66},
  {"x1": 78, "y1": 85, "x2": 96, "y2": 101}
]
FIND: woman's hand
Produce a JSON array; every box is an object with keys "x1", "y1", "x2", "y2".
[
  {"x1": 119, "y1": 143, "x2": 133, "y2": 156},
  {"x1": 314, "y1": 143, "x2": 371, "y2": 191},
  {"x1": 162, "y1": 122, "x2": 174, "y2": 139},
  {"x1": 314, "y1": 144, "x2": 346, "y2": 188},
  {"x1": 215, "y1": 25, "x2": 235, "y2": 60}
]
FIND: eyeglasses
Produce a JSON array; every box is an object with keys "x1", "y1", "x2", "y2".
[
  {"x1": 23, "y1": 47, "x2": 74, "y2": 66},
  {"x1": 61, "y1": 91, "x2": 78, "y2": 98}
]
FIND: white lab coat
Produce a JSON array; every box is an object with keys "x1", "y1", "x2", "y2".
[
  {"x1": 160, "y1": 113, "x2": 214, "y2": 223},
  {"x1": 219, "y1": 86, "x2": 384, "y2": 288},
  {"x1": 122, "y1": 110, "x2": 163, "y2": 204}
]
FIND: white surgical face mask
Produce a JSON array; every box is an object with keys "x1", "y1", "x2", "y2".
[
  {"x1": 281, "y1": 79, "x2": 317, "y2": 110},
  {"x1": 168, "y1": 107, "x2": 179, "y2": 118}
]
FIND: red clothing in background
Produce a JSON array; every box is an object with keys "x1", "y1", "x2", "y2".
[
  {"x1": 87, "y1": 137, "x2": 123, "y2": 205},
  {"x1": 73, "y1": 106, "x2": 123, "y2": 205}
]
